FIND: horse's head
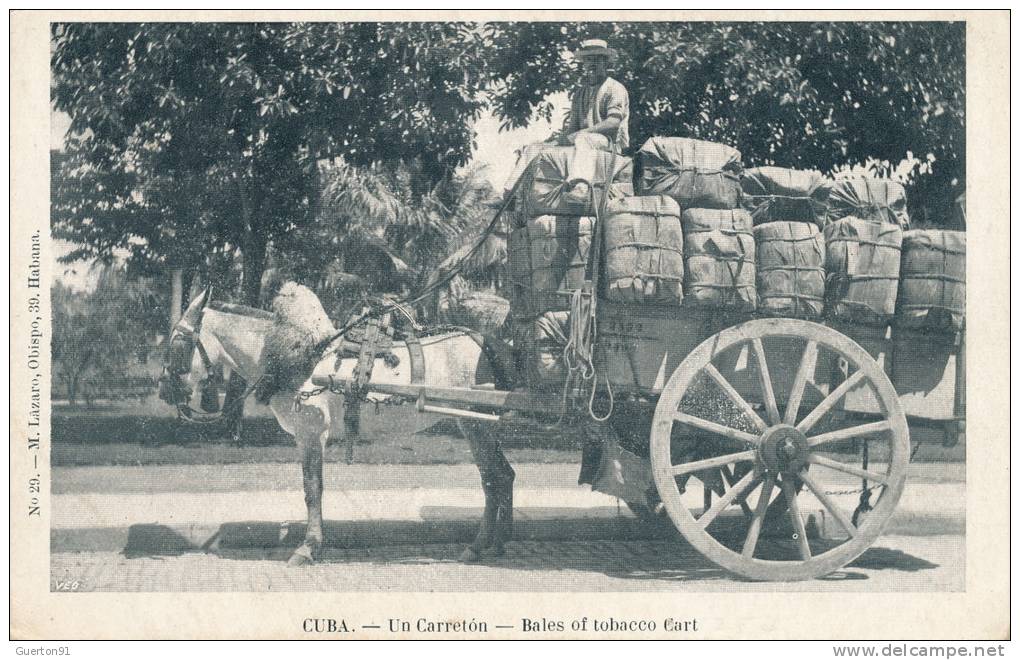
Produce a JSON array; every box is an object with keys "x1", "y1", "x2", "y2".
[{"x1": 158, "y1": 287, "x2": 217, "y2": 408}]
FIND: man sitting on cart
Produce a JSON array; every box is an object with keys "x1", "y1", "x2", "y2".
[{"x1": 501, "y1": 38, "x2": 630, "y2": 203}]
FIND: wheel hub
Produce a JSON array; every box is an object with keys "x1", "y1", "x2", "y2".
[{"x1": 758, "y1": 425, "x2": 810, "y2": 474}]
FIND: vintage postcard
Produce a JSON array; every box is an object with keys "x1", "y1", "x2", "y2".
[{"x1": 9, "y1": 9, "x2": 1010, "y2": 640}]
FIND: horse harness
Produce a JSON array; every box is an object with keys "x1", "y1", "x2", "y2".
[{"x1": 292, "y1": 308, "x2": 428, "y2": 409}]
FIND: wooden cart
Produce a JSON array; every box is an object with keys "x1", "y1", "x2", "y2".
[
  {"x1": 313, "y1": 295, "x2": 963, "y2": 581},
  {"x1": 594, "y1": 302, "x2": 963, "y2": 580}
]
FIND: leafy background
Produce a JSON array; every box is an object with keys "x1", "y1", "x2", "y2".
[{"x1": 49, "y1": 21, "x2": 965, "y2": 403}]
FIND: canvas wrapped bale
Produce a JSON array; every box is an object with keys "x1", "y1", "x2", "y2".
[
  {"x1": 514, "y1": 310, "x2": 570, "y2": 390},
  {"x1": 520, "y1": 147, "x2": 633, "y2": 216},
  {"x1": 753, "y1": 221, "x2": 825, "y2": 318},
  {"x1": 602, "y1": 195, "x2": 685, "y2": 304},
  {"x1": 741, "y1": 166, "x2": 827, "y2": 227},
  {"x1": 682, "y1": 208, "x2": 756, "y2": 311},
  {"x1": 635, "y1": 136, "x2": 743, "y2": 209},
  {"x1": 823, "y1": 217, "x2": 903, "y2": 326},
  {"x1": 505, "y1": 142, "x2": 562, "y2": 204},
  {"x1": 896, "y1": 229, "x2": 966, "y2": 333},
  {"x1": 822, "y1": 177, "x2": 911, "y2": 229},
  {"x1": 508, "y1": 215, "x2": 593, "y2": 319}
]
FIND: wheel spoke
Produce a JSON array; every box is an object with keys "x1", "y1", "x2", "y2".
[
  {"x1": 699, "y1": 470, "x2": 760, "y2": 529},
  {"x1": 807, "y1": 454, "x2": 889, "y2": 485},
  {"x1": 781, "y1": 478, "x2": 812, "y2": 560},
  {"x1": 703, "y1": 363, "x2": 768, "y2": 432},
  {"x1": 796, "y1": 370, "x2": 869, "y2": 434},
  {"x1": 742, "y1": 474, "x2": 775, "y2": 559},
  {"x1": 800, "y1": 471, "x2": 857, "y2": 538},
  {"x1": 673, "y1": 411, "x2": 760, "y2": 445},
  {"x1": 722, "y1": 466, "x2": 755, "y2": 517},
  {"x1": 783, "y1": 340, "x2": 818, "y2": 425},
  {"x1": 670, "y1": 450, "x2": 756, "y2": 476},
  {"x1": 806, "y1": 420, "x2": 891, "y2": 448},
  {"x1": 751, "y1": 338, "x2": 780, "y2": 425}
]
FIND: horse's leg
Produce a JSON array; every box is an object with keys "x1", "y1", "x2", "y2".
[
  {"x1": 461, "y1": 430, "x2": 515, "y2": 562},
  {"x1": 271, "y1": 394, "x2": 327, "y2": 567},
  {"x1": 343, "y1": 398, "x2": 361, "y2": 463},
  {"x1": 325, "y1": 392, "x2": 346, "y2": 448},
  {"x1": 461, "y1": 431, "x2": 498, "y2": 562},
  {"x1": 289, "y1": 424, "x2": 325, "y2": 567},
  {"x1": 490, "y1": 446, "x2": 515, "y2": 557}
]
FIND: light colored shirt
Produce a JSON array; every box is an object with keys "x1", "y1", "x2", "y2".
[{"x1": 566, "y1": 76, "x2": 630, "y2": 151}]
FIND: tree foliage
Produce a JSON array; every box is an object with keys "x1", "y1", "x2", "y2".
[
  {"x1": 488, "y1": 22, "x2": 965, "y2": 224},
  {"x1": 51, "y1": 268, "x2": 162, "y2": 404},
  {"x1": 52, "y1": 22, "x2": 494, "y2": 305},
  {"x1": 52, "y1": 20, "x2": 966, "y2": 322},
  {"x1": 267, "y1": 159, "x2": 498, "y2": 315}
]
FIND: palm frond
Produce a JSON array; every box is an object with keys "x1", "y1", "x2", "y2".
[{"x1": 430, "y1": 230, "x2": 507, "y2": 284}]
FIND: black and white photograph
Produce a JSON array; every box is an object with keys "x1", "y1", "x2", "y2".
[{"x1": 10, "y1": 9, "x2": 1010, "y2": 641}]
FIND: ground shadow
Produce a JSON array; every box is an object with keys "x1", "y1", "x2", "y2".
[
  {"x1": 115, "y1": 508, "x2": 941, "y2": 584},
  {"x1": 53, "y1": 414, "x2": 292, "y2": 447},
  {"x1": 122, "y1": 524, "x2": 205, "y2": 559}
]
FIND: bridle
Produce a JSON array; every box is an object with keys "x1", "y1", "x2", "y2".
[{"x1": 159, "y1": 294, "x2": 260, "y2": 424}]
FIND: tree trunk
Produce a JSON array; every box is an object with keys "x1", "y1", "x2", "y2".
[
  {"x1": 240, "y1": 235, "x2": 267, "y2": 308},
  {"x1": 223, "y1": 184, "x2": 268, "y2": 443},
  {"x1": 415, "y1": 154, "x2": 453, "y2": 204},
  {"x1": 170, "y1": 268, "x2": 184, "y2": 332},
  {"x1": 181, "y1": 270, "x2": 195, "y2": 312}
]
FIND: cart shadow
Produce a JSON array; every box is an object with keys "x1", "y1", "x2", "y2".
[
  {"x1": 209, "y1": 538, "x2": 937, "y2": 585},
  {"x1": 117, "y1": 508, "x2": 941, "y2": 584}
]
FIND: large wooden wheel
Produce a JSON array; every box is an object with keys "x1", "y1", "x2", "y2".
[{"x1": 650, "y1": 318, "x2": 909, "y2": 581}]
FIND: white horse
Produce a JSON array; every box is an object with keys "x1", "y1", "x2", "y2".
[{"x1": 160, "y1": 285, "x2": 518, "y2": 566}]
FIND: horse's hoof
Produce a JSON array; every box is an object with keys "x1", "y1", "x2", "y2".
[
  {"x1": 287, "y1": 547, "x2": 315, "y2": 567},
  {"x1": 459, "y1": 547, "x2": 482, "y2": 563}
]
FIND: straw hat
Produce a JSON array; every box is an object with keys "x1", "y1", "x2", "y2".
[{"x1": 574, "y1": 38, "x2": 618, "y2": 62}]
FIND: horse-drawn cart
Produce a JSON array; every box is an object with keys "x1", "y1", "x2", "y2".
[
  {"x1": 164, "y1": 139, "x2": 964, "y2": 581},
  {"x1": 307, "y1": 293, "x2": 963, "y2": 581}
]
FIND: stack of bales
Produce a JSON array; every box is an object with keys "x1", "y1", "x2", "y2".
[
  {"x1": 741, "y1": 166, "x2": 827, "y2": 318},
  {"x1": 503, "y1": 136, "x2": 965, "y2": 393},
  {"x1": 601, "y1": 194, "x2": 684, "y2": 305},
  {"x1": 895, "y1": 229, "x2": 965, "y2": 334},
  {"x1": 822, "y1": 178, "x2": 965, "y2": 336},
  {"x1": 635, "y1": 137, "x2": 755, "y2": 312},
  {"x1": 508, "y1": 147, "x2": 633, "y2": 387},
  {"x1": 816, "y1": 178, "x2": 910, "y2": 327}
]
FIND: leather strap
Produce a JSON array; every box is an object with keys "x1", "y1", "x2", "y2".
[
  {"x1": 404, "y1": 331, "x2": 427, "y2": 384},
  {"x1": 354, "y1": 318, "x2": 381, "y2": 390},
  {"x1": 194, "y1": 337, "x2": 215, "y2": 373}
]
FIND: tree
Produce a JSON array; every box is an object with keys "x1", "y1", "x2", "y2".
[
  {"x1": 487, "y1": 22, "x2": 965, "y2": 224},
  {"x1": 51, "y1": 22, "x2": 495, "y2": 307},
  {"x1": 51, "y1": 269, "x2": 161, "y2": 405},
  {"x1": 268, "y1": 158, "x2": 499, "y2": 317}
]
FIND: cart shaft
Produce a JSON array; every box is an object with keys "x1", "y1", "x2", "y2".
[{"x1": 310, "y1": 376, "x2": 564, "y2": 416}]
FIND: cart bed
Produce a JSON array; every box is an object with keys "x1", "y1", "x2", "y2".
[{"x1": 595, "y1": 301, "x2": 963, "y2": 422}]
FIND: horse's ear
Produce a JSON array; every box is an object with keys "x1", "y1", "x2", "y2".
[{"x1": 179, "y1": 287, "x2": 211, "y2": 332}]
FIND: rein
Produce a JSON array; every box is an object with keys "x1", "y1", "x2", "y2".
[
  {"x1": 174, "y1": 377, "x2": 262, "y2": 425},
  {"x1": 561, "y1": 150, "x2": 618, "y2": 422}
]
